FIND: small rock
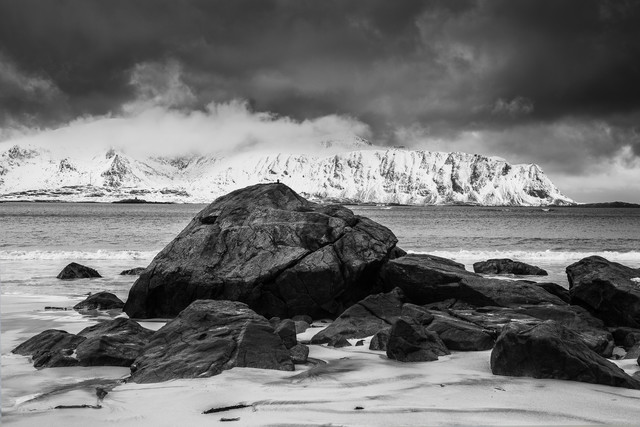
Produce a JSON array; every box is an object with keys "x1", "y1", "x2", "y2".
[
  {"x1": 354, "y1": 406, "x2": 364, "y2": 410},
  {"x1": 355, "y1": 340, "x2": 364, "y2": 346},
  {"x1": 612, "y1": 346, "x2": 627, "y2": 360},
  {"x1": 328, "y1": 336, "x2": 352, "y2": 348},
  {"x1": 57, "y1": 262, "x2": 101, "y2": 279},
  {"x1": 386, "y1": 318, "x2": 450, "y2": 362},
  {"x1": 294, "y1": 320, "x2": 310, "y2": 334},
  {"x1": 292, "y1": 314, "x2": 313, "y2": 324},
  {"x1": 289, "y1": 344, "x2": 309, "y2": 364},
  {"x1": 275, "y1": 319, "x2": 297, "y2": 349},
  {"x1": 119, "y1": 267, "x2": 146, "y2": 275},
  {"x1": 369, "y1": 328, "x2": 391, "y2": 351},
  {"x1": 74, "y1": 292, "x2": 125, "y2": 311},
  {"x1": 473, "y1": 259, "x2": 548, "y2": 276},
  {"x1": 624, "y1": 343, "x2": 640, "y2": 360}
]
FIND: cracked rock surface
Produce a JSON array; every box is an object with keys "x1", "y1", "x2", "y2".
[
  {"x1": 123, "y1": 183, "x2": 399, "y2": 319},
  {"x1": 130, "y1": 300, "x2": 294, "y2": 383}
]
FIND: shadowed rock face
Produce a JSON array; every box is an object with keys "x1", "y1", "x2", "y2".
[
  {"x1": 124, "y1": 183, "x2": 399, "y2": 319},
  {"x1": 130, "y1": 300, "x2": 294, "y2": 383},
  {"x1": 491, "y1": 320, "x2": 640, "y2": 390},
  {"x1": 567, "y1": 256, "x2": 640, "y2": 328}
]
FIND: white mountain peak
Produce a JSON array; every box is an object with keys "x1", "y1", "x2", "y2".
[{"x1": 0, "y1": 136, "x2": 574, "y2": 205}]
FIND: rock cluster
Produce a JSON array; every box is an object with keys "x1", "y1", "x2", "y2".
[
  {"x1": 13, "y1": 184, "x2": 640, "y2": 390},
  {"x1": 13, "y1": 318, "x2": 153, "y2": 368}
]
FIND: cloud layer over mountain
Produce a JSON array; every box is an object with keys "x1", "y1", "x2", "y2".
[{"x1": 1, "y1": 0, "x2": 639, "y2": 202}]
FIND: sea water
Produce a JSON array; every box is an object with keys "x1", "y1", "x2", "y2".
[
  {"x1": 1, "y1": 202, "x2": 640, "y2": 418},
  {"x1": 1, "y1": 202, "x2": 640, "y2": 299}
]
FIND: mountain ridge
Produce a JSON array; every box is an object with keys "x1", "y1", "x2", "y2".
[{"x1": 0, "y1": 140, "x2": 575, "y2": 206}]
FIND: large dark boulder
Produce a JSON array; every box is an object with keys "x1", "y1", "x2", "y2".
[
  {"x1": 75, "y1": 318, "x2": 154, "y2": 366},
  {"x1": 491, "y1": 320, "x2": 640, "y2": 389},
  {"x1": 386, "y1": 318, "x2": 450, "y2": 362},
  {"x1": 130, "y1": 300, "x2": 294, "y2": 383},
  {"x1": 12, "y1": 319, "x2": 154, "y2": 368},
  {"x1": 380, "y1": 254, "x2": 565, "y2": 308},
  {"x1": 426, "y1": 313, "x2": 495, "y2": 351},
  {"x1": 73, "y1": 292, "x2": 124, "y2": 311},
  {"x1": 567, "y1": 256, "x2": 640, "y2": 327},
  {"x1": 12, "y1": 330, "x2": 86, "y2": 368},
  {"x1": 473, "y1": 259, "x2": 547, "y2": 276},
  {"x1": 57, "y1": 262, "x2": 101, "y2": 279},
  {"x1": 124, "y1": 183, "x2": 399, "y2": 319},
  {"x1": 310, "y1": 288, "x2": 404, "y2": 345}
]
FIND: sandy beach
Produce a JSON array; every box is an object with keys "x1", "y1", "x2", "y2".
[{"x1": 3, "y1": 293, "x2": 640, "y2": 427}]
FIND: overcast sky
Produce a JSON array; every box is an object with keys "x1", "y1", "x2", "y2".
[{"x1": 1, "y1": 0, "x2": 639, "y2": 202}]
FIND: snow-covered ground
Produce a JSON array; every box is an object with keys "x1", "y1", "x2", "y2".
[{"x1": 0, "y1": 138, "x2": 574, "y2": 206}]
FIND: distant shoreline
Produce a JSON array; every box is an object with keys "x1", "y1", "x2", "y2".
[{"x1": 1, "y1": 199, "x2": 639, "y2": 207}]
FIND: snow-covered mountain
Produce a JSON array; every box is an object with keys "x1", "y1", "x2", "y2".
[{"x1": 0, "y1": 139, "x2": 575, "y2": 205}]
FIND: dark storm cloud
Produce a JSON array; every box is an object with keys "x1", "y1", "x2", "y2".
[{"x1": 1, "y1": 0, "x2": 639, "y2": 162}]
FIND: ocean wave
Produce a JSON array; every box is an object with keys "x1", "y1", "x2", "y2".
[
  {"x1": 0, "y1": 250, "x2": 157, "y2": 260},
  {"x1": 410, "y1": 249, "x2": 640, "y2": 264}
]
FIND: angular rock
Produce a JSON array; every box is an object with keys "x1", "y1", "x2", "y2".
[
  {"x1": 12, "y1": 330, "x2": 85, "y2": 368},
  {"x1": 380, "y1": 254, "x2": 564, "y2": 308},
  {"x1": 124, "y1": 183, "x2": 399, "y2": 319},
  {"x1": 491, "y1": 320, "x2": 640, "y2": 389},
  {"x1": 310, "y1": 289, "x2": 404, "y2": 344},
  {"x1": 289, "y1": 344, "x2": 309, "y2": 364},
  {"x1": 57, "y1": 262, "x2": 101, "y2": 279},
  {"x1": 75, "y1": 318, "x2": 154, "y2": 366},
  {"x1": 426, "y1": 313, "x2": 495, "y2": 351},
  {"x1": 294, "y1": 320, "x2": 310, "y2": 334},
  {"x1": 327, "y1": 336, "x2": 352, "y2": 348},
  {"x1": 73, "y1": 292, "x2": 124, "y2": 311},
  {"x1": 400, "y1": 303, "x2": 434, "y2": 326},
  {"x1": 473, "y1": 259, "x2": 547, "y2": 276},
  {"x1": 120, "y1": 267, "x2": 146, "y2": 275},
  {"x1": 624, "y1": 343, "x2": 640, "y2": 360},
  {"x1": 130, "y1": 300, "x2": 294, "y2": 383},
  {"x1": 369, "y1": 328, "x2": 391, "y2": 351},
  {"x1": 274, "y1": 319, "x2": 297, "y2": 349},
  {"x1": 567, "y1": 256, "x2": 640, "y2": 327},
  {"x1": 386, "y1": 318, "x2": 450, "y2": 362},
  {"x1": 532, "y1": 282, "x2": 570, "y2": 304}
]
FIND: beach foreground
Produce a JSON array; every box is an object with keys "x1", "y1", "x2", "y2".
[{"x1": 3, "y1": 294, "x2": 640, "y2": 427}]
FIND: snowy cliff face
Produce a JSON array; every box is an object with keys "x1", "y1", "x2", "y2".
[{"x1": 0, "y1": 140, "x2": 574, "y2": 205}]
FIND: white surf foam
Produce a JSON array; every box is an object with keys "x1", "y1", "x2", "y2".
[{"x1": 0, "y1": 250, "x2": 157, "y2": 260}]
